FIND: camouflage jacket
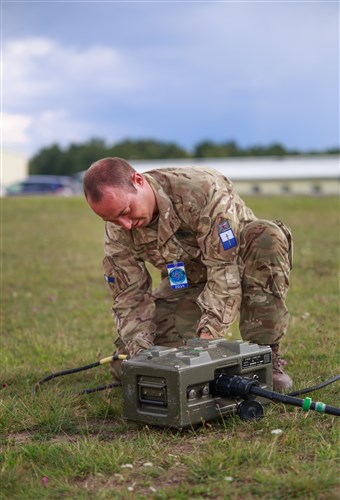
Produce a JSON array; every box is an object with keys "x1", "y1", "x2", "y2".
[{"x1": 103, "y1": 167, "x2": 257, "y2": 355}]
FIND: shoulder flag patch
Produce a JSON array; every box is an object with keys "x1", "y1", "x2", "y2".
[{"x1": 217, "y1": 221, "x2": 237, "y2": 250}]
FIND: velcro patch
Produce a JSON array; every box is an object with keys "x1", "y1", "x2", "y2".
[
  {"x1": 166, "y1": 261, "x2": 189, "y2": 290},
  {"x1": 218, "y1": 221, "x2": 237, "y2": 250}
]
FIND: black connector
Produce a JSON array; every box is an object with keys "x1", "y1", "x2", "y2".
[
  {"x1": 210, "y1": 374, "x2": 259, "y2": 399},
  {"x1": 210, "y1": 374, "x2": 340, "y2": 417}
]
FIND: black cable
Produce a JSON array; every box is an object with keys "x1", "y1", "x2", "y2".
[
  {"x1": 211, "y1": 375, "x2": 340, "y2": 417},
  {"x1": 34, "y1": 354, "x2": 127, "y2": 394},
  {"x1": 250, "y1": 385, "x2": 340, "y2": 417},
  {"x1": 287, "y1": 375, "x2": 340, "y2": 397},
  {"x1": 78, "y1": 382, "x2": 122, "y2": 395},
  {"x1": 35, "y1": 354, "x2": 340, "y2": 418},
  {"x1": 34, "y1": 361, "x2": 100, "y2": 394}
]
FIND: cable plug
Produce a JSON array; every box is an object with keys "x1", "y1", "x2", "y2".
[{"x1": 211, "y1": 374, "x2": 260, "y2": 399}]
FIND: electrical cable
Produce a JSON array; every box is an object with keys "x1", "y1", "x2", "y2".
[
  {"x1": 72, "y1": 369, "x2": 340, "y2": 400},
  {"x1": 211, "y1": 375, "x2": 340, "y2": 417},
  {"x1": 33, "y1": 354, "x2": 128, "y2": 394},
  {"x1": 34, "y1": 354, "x2": 340, "y2": 418},
  {"x1": 78, "y1": 382, "x2": 122, "y2": 395},
  {"x1": 250, "y1": 385, "x2": 340, "y2": 416},
  {"x1": 287, "y1": 374, "x2": 340, "y2": 397}
]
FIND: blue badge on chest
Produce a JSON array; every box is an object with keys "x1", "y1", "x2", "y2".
[
  {"x1": 167, "y1": 261, "x2": 189, "y2": 290},
  {"x1": 217, "y1": 221, "x2": 237, "y2": 250}
]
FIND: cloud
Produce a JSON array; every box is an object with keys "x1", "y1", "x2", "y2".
[
  {"x1": 30, "y1": 109, "x2": 94, "y2": 148},
  {"x1": 2, "y1": 112, "x2": 32, "y2": 145},
  {"x1": 2, "y1": 37, "x2": 151, "y2": 112},
  {"x1": 1, "y1": 36, "x2": 157, "y2": 153},
  {"x1": 1, "y1": 107, "x2": 101, "y2": 153},
  {"x1": 159, "y1": 2, "x2": 338, "y2": 91},
  {"x1": 2, "y1": 1, "x2": 338, "y2": 155}
]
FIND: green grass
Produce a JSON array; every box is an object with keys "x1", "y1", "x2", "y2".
[{"x1": 1, "y1": 195, "x2": 339, "y2": 499}]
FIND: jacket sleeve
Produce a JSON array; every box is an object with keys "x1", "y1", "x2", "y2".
[
  {"x1": 103, "y1": 225, "x2": 156, "y2": 357},
  {"x1": 194, "y1": 195, "x2": 243, "y2": 338}
]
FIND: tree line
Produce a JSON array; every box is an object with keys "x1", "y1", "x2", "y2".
[{"x1": 28, "y1": 138, "x2": 340, "y2": 176}]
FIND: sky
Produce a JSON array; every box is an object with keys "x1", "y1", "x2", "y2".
[{"x1": 2, "y1": 0, "x2": 339, "y2": 159}]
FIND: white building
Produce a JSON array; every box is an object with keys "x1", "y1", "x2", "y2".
[
  {"x1": 4, "y1": 151, "x2": 338, "y2": 196},
  {"x1": 129, "y1": 155, "x2": 339, "y2": 196},
  {"x1": 1, "y1": 149, "x2": 28, "y2": 188}
]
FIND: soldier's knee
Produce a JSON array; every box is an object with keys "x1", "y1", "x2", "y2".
[{"x1": 240, "y1": 220, "x2": 287, "y2": 255}]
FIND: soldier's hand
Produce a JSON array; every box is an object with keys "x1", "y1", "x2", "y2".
[{"x1": 199, "y1": 330, "x2": 214, "y2": 340}]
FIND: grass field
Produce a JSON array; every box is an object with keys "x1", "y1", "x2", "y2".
[{"x1": 1, "y1": 195, "x2": 339, "y2": 499}]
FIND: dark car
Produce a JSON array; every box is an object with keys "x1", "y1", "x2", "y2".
[{"x1": 5, "y1": 176, "x2": 77, "y2": 196}]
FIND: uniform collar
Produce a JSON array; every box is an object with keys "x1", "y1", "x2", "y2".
[{"x1": 143, "y1": 172, "x2": 181, "y2": 246}]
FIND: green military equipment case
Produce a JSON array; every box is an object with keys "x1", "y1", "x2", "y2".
[{"x1": 122, "y1": 339, "x2": 273, "y2": 428}]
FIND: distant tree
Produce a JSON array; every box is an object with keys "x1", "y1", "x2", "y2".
[
  {"x1": 223, "y1": 141, "x2": 240, "y2": 157},
  {"x1": 108, "y1": 139, "x2": 190, "y2": 160},
  {"x1": 245, "y1": 142, "x2": 287, "y2": 157},
  {"x1": 324, "y1": 147, "x2": 340, "y2": 155},
  {"x1": 194, "y1": 140, "x2": 240, "y2": 158},
  {"x1": 29, "y1": 138, "x2": 190, "y2": 175},
  {"x1": 28, "y1": 138, "x2": 339, "y2": 176},
  {"x1": 29, "y1": 144, "x2": 66, "y2": 175},
  {"x1": 266, "y1": 143, "x2": 287, "y2": 156},
  {"x1": 64, "y1": 139, "x2": 108, "y2": 173}
]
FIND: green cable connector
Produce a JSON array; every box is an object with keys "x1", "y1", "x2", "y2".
[
  {"x1": 315, "y1": 401, "x2": 326, "y2": 413},
  {"x1": 302, "y1": 398, "x2": 326, "y2": 413},
  {"x1": 302, "y1": 397, "x2": 312, "y2": 411}
]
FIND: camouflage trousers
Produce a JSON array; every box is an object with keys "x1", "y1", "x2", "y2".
[{"x1": 115, "y1": 219, "x2": 293, "y2": 354}]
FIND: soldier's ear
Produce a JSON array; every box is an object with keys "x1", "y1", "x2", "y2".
[{"x1": 132, "y1": 172, "x2": 144, "y2": 188}]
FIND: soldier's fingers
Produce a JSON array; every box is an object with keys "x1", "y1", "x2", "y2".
[{"x1": 199, "y1": 332, "x2": 214, "y2": 340}]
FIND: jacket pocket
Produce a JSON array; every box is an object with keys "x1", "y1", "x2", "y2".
[{"x1": 273, "y1": 219, "x2": 293, "y2": 270}]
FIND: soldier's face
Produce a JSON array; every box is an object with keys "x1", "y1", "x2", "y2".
[{"x1": 88, "y1": 174, "x2": 158, "y2": 230}]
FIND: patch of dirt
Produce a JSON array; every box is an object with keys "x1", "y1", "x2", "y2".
[
  {"x1": 3, "y1": 417, "x2": 235, "y2": 446},
  {"x1": 5, "y1": 432, "x2": 81, "y2": 445},
  {"x1": 73, "y1": 462, "x2": 191, "y2": 497}
]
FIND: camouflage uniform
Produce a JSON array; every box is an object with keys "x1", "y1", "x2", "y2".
[{"x1": 102, "y1": 167, "x2": 293, "y2": 358}]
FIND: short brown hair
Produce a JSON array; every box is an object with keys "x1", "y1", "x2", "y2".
[{"x1": 83, "y1": 157, "x2": 137, "y2": 203}]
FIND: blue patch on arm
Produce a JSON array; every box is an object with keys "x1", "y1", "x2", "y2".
[{"x1": 219, "y1": 227, "x2": 237, "y2": 250}]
